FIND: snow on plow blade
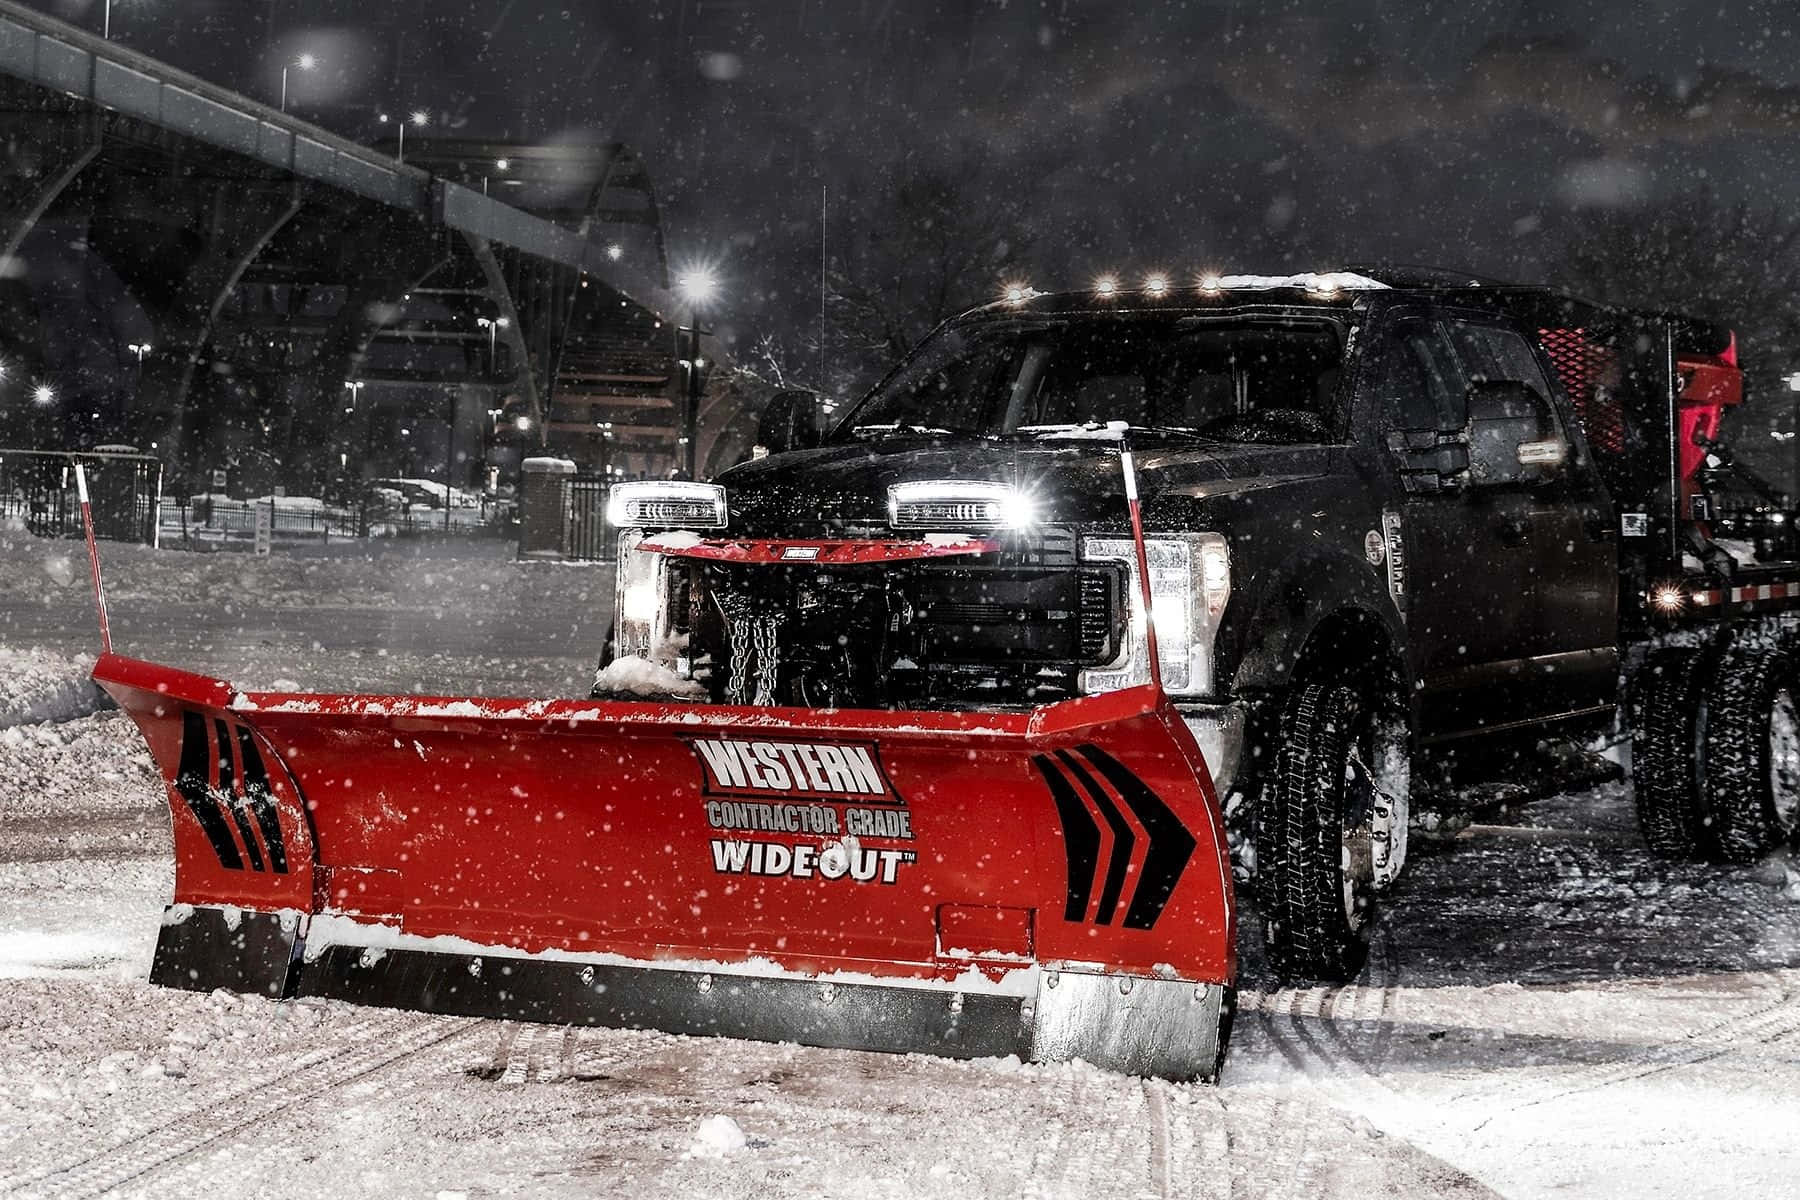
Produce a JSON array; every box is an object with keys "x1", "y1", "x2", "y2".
[{"x1": 94, "y1": 652, "x2": 1236, "y2": 1080}]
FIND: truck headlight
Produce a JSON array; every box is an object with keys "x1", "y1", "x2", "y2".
[
  {"x1": 613, "y1": 532, "x2": 672, "y2": 658},
  {"x1": 1079, "y1": 533, "x2": 1230, "y2": 697},
  {"x1": 606, "y1": 481, "x2": 727, "y2": 529},
  {"x1": 888, "y1": 480, "x2": 1038, "y2": 531}
]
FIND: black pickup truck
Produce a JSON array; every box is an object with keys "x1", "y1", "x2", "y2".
[{"x1": 598, "y1": 266, "x2": 1797, "y2": 981}]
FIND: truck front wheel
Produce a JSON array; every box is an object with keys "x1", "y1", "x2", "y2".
[
  {"x1": 1703, "y1": 637, "x2": 1800, "y2": 863},
  {"x1": 1256, "y1": 680, "x2": 1378, "y2": 982}
]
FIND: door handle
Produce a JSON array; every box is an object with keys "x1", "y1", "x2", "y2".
[
  {"x1": 1496, "y1": 516, "x2": 1529, "y2": 546},
  {"x1": 1582, "y1": 513, "x2": 1616, "y2": 542}
]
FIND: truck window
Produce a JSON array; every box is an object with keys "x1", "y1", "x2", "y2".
[
  {"x1": 842, "y1": 316, "x2": 1346, "y2": 441},
  {"x1": 1446, "y1": 320, "x2": 1567, "y2": 440},
  {"x1": 1372, "y1": 321, "x2": 1464, "y2": 432}
]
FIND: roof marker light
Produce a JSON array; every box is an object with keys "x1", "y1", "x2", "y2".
[
  {"x1": 1198, "y1": 273, "x2": 1224, "y2": 293},
  {"x1": 1094, "y1": 276, "x2": 1118, "y2": 297},
  {"x1": 1003, "y1": 283, "x2": 1035, "y2": 304},
  {"x1": 1144, "y1": 274, "x2": 1169, "y2": 296}
]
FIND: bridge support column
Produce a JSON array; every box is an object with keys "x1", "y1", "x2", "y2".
[
  {"x1": 139, "y1": 182, "x2": 303, "y2": 478},
  {"x1": 0, "y1": 111, "x2": 101, "y2": 264},
  {"x1": 462, "y1": 233, "x2": 545, "y2": 446}
]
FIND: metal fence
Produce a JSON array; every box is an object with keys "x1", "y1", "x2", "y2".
[
  {"x1": 160, "y1": 493, "x2": 516, "y2": 549},
  {"x1": 0, "y1": 448, "x2": 162, "y2": 544},
  {"x1": 562, "y1": 477, "x2": 615, "y2": 561}
]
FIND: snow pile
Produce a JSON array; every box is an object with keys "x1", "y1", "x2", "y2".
[
  {"x1": 0, "y1": 711, "x2": 160, "y2": 821},
  {"x1": 1212, "y1": 271, "x2": 1389, "y2": 292},
  {"x1": 684, "y1": 1115, "x2": 749, "y2": 1159},
  {"x1": 0, "y1": 648, "x2": 105, "y2": 729},
  {"x1": 591, "y1": 655, "x2": 707, "y2": 700}
]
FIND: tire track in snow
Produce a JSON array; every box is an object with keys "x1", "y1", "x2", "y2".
[
  {"x1": 1, "y1": 1012, "x2": 482, "y2": 1199},
  {"x1": 1242, "y1": 923, "x2": 1417, "y2": 1195},
  {"x1": 1460, "y1": 970, "x2": 1800, "y2": 1126},
  {"x1": 499, "y1": 1022, "x2": 537, "y2": 1085}
]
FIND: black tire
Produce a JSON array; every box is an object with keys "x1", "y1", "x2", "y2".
[
  {"x1": 1702, "y1": 636, "x2": 1800, "y2": 863},
  {"x1": 1629, "y1": 644, "x2": 1715, "y2": 859},
  {"x1": 1256, "y1": 681, "x2": 1374, "y2": 982}
]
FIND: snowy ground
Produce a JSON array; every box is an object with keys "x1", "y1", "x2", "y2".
[{"x1": 3, "y1": 537, "x2": 1800, "y2": 1197}]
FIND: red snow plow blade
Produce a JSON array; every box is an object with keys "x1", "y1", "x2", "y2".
[{"x1": 95, "y1": 652, "x2": 1235, "y2": 1080}]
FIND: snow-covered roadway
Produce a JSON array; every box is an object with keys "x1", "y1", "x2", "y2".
[{"x1": 2, "y1": 533, "x2": 1798, "y2": 1197}]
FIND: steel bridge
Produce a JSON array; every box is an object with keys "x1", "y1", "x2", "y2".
[{"x1": 0, "y1": 0, "x2": 712, "y2": 493}]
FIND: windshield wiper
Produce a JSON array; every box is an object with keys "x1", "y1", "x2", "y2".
[
  {"x1": 849, "y1": 422, "x2": 958, "y2": 440},
  {"x1": 1019, "y1": 421, "x2": 1216, "y2": 443}
]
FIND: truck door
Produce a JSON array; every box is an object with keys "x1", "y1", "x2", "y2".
[
  {"x1": 1441, "y1": 316, "x2": 1619, "y2": 722},
  {"x1": 1366, "y1": 311, "x2": 1615, "y2": 742}
]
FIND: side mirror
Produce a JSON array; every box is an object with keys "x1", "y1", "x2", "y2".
[
  {"x1": 755, "y1": 389, "x2": 823, "y2": 457},
  {"x1": 1466, "y1": 380, "x2": 1564, "y2": 485}
]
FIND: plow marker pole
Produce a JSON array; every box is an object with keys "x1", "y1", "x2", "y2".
[{"x1": 75, "y1": 463, "x2": 112, "y2": 655}]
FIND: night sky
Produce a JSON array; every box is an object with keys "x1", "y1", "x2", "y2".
[{"x1": 25, "y1": 0, "x2": 1800, "y2": 367}]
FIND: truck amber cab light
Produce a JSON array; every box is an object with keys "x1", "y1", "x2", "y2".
[
  {"x1": 1650, "y1": 584, "x2": 1687, "y2": 614},
  {"x1": 888, "y1": 480, "x2": 1037, "y2": 532},
  {"x1": 606, "y1": 481, "x2": 727, "y2": 529}
]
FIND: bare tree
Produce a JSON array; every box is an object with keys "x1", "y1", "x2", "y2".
[{"x1": 826, "y1": 145, "x2": 1037, "y2": 392}]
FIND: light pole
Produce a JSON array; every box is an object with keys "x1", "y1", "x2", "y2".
[
  {"x1": 127, "y1": 343, "x2": 151, "y2": 410},
  {"x1": 485, "y1": 158, "x2": 509, "y2": 195},
  {"x1": 381, "y1": 109, "x2": 430, "y2": 164},
  {"x1": 477, "y1": 316, "x2": 495, "y2": 365},
  {"x1": 476, "y1": 315, "x2": 509, "y2": 368},
  {"x1": 280, "y1": 54, "x2": 318, "y2": 113},
  {"x1": 343, "y1": 378, "x2": 368, "y2": 475},
  {"x1": 676, "y1": 270, "x2": 717, "y2": 480}
]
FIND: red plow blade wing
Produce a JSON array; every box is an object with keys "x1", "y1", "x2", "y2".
[{"x1": 96, "y1": 652, "x2": 1236, "y2": 1080}]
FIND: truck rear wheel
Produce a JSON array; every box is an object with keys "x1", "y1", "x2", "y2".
[
  {"x1": 1630, "y1": 644, "x2": 1715, "y2": 859},
  {"x1": 1256, "y1": 680, "x2": 1376, "y2": 982},
  {"x1": 1702, "y1": 637, "x2": 1800, "y2": 863}
]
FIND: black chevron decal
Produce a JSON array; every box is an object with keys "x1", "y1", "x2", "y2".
[
  {"x1": 235, "y1": 725, "x2": 288, "y2": 874},
  {"x1": 1031, "y1": 753, "x2": 1099, "y2": 921},
  {"x1": 1079, "y1": 744, "x2": 1196, "y2": 930},
  {"x1": 1054, "y1": 748, "x2": 1134, "y2": 926},
  {"x1": 174, "y1": 711, "x2": 242, "y2": 870},
  {"x1": 214, "y1": 717, "x2": 264, "y2": 871},
  {"x1": 1036, "y1": 742, "x2": 1198, "y2": 932}
]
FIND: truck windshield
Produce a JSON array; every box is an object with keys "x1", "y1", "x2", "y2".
[{"x1": 838, "y1": 315, "x2": 1347, "y2": 442}]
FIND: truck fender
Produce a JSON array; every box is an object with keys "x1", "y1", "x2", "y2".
[{"x1": 1221, "y1": 548, "x2": 1410, "y2": 705}]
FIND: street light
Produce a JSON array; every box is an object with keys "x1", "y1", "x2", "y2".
[
  {"x1": 484, "y1": 158, "x2": 511, "y2": 195},
  {"x1": 280, "y1": 54, "x2": 319, "y2": 113},
  {"x1": 127, "y1": 342, "x2": 152, "y2": 363},
  {"x1": 381, "y1": 110, "x2": 430, "y2": 164},
  {"x1": 32, "y1": 382, "x2": 55, "y2": 406},
  {"x1": 675, "y1": 270, "x2": 719, "y2": 480}
]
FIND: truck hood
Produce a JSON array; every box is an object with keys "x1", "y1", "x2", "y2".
[{"x1": 713, "y1": 435, "x2": 1337, "y2": 534}]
